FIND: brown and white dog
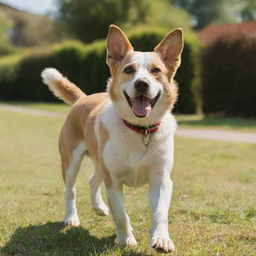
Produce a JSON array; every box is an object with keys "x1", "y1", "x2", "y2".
[{"x1": 41, "y1": 25, "x2": 183, "y2": 253}]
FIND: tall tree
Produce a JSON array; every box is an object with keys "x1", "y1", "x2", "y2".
[
  {"x1": 144, "y1": 0, "x2": 191, "y2": 31},
  {"x1": 172, "y1": 0, "x2": 239, "y2": 29},
  {"x1": 240, "y1": 0, "x2": 256, "y2": 20},
  {"x1": 56, "y1": 0, "x2": 192, "y2": 43},
  {"x1": 56, "y1": 0, "x2": 150, "y2": 43},
  {"x1": 0, "y1": 9, "x2": 12, "y2": 55}
]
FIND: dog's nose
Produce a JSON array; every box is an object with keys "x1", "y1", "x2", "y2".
[{"x1": 134, "y1": 79, "x2": 149, "y2": 94}]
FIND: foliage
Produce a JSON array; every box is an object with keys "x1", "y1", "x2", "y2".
[
  {"x1": 201, "y1": 36, "x2": 256, "y2": 117},
  {"x1": 240, "y1": 0, "x2": 256, "y2": 20},
  {"x1": 172, "y1": 0, "x2": 246, "y2": 29},
  {"x1": 0, "y1": 28, "x2": 201, "y2": 113},
  {"x1": 125, "y1": 0, "x2": 191, "y2": 32},
  {"x1": 0, "y1": 9, "x2": 13, "y2": 56},
  {"x1": 12, "y1": 14, "x2": 61, "y2": 47},
  {"x1": 56, "y1": 0, "x2": 192, "y2": 43},
  {"x1": 56, "y1": 0, "x2": 150, "y2": 43},
  {"x1": 0, "y1": 3, "x2": 62, "y2": 47}
]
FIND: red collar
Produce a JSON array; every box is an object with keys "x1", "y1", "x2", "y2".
[{"x1": 122, "y1": 119, "x2": 161, "y2": 134}]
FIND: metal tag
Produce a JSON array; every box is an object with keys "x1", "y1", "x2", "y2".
[{"x1": 143, "y1": 129, "x2": 150, "y2": 146}]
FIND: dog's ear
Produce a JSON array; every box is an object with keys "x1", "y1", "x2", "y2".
[
  {"x1": 106, "y1": 25, "x2": 133, "y2": 65},
  {"x1": 154, "y1": 28, "x2": 183, "y2": 69}
]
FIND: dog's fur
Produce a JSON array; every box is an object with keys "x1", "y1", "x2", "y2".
[{"x1": 41, "y1": 25, "x2": 183, "y2": 253}]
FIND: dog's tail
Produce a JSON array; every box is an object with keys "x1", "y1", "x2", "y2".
[{"x1": 41, "y1": 68, "x2": 86, "y2": 105}]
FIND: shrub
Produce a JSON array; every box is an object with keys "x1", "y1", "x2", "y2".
[
  {"x1": 0, "y1": 27, "x2": 201, "y2": 113},
  {"x1": 201, "y1": 37, "x2": 256, "y2": 117}
]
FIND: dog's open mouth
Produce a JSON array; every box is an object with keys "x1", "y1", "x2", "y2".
[{"x1": 123, "y1": 91, "x2": 161, "y2": 118}]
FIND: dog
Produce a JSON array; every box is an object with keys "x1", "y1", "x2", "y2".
[{"x1": 41, "y1": 25, "x2": 183, "y2": 253}]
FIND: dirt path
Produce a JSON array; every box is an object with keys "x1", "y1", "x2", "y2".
[
  {"x1": 175, "y1": 127, "x2": 256, "y2": 144},
  {"x1": 1, "y1": 104, "x2": 256, "y2": 144},
  {"x1": 0, "y1": 104, "x2": 62, "y2": 117}
]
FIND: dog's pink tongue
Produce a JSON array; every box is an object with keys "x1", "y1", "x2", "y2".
[{"x1": 132, "y1": 96, "x2": 151, "y2": 117}]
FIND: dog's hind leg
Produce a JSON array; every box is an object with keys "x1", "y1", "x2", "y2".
[
  {"x1": 89, "y1": 162, "x2": 109, "y2": 216},
  {"x1": 60, "y1": 132, "x2": 86, "y2": 226}
]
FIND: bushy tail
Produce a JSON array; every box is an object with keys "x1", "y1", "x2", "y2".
[{"x1": 41, "y1": 68, "x2": 86, "y2": 105}]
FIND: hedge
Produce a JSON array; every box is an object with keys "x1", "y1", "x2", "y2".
[
  {"x1": 201, "y1": 37, "x2": 256, "y2": 117},
  {"x1": 0, "y1": 27, "x2": 201, "y2": 113}
]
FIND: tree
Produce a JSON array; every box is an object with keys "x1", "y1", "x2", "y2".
[
  {"x1": 172, "y1": 0, "x2": 256, "y2": 29},
  {"x1": 56, "y1": 0, "x2": 150, "y2": 43},
  {"x1": 0, "y1": 3, "x2": 63, "y2": 48},
  {"x1": 172, "y1": 0, "x2": 239, "y2": 29},
  {"x1": 240, "y1": 0, "x2": 256, "y2": 20},
  {"x1": 56, "y1": 0, "x2": 192, "y2": 43},
  {"x1": 0, "y1": 9, "x2": 12, "y2": 55},
  {"x1": 143, "y1": 0, "x2": 191, "y2": 31}
]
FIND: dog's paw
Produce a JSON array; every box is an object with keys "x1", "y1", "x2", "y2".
[
  {"x1": 93, "y1": 203, "x2": 109, "y2": 216},
  {"x1": 116, "y1": 234, "x2": 137, "y2": 246},
  {"x1": 64, "y1": 215, "x2": 80, "y2": 226},
  {"x1": 151, "y1": 236, "x2": 175, "y2": 253},
  {"x1": 126, "y1": 236, "x2": 138, "y2": 246}
]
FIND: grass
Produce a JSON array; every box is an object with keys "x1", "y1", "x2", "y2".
[
  {"x1": 1, "y1": 101, "x2": 256, "y2": 132},
  {"x1": 0, "y1": 101, "x2": 70, "y2": 114},
  {"x1": 176, "y1": 114, "x2": 256, "y2": 133},
  {"x1": 0, "y1": 105, "x2": 256, "y2": 256}
]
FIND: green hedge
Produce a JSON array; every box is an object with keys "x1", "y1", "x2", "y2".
[
  {"x1": 201, "y1": 37, "x2": 256, "y2": 117},
  {"x1": 0, "y1": 27, "x2": 201, "y2": 113}
]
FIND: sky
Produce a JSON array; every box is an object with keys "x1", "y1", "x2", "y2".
[{"x1": 1, "y1": 0, "x2": 57, "y2": 15}]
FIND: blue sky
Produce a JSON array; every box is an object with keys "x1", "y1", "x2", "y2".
[{"x1": 1, "y1": 0, "x2": 57, "y2": 15}]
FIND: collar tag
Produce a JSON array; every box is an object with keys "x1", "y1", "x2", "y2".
[
  {"x1": 122, "y1": 119, "x2": 161, "y2": 146},
  {"x1": 143, "y1": 129, "x2": 150, "y2": 146}
]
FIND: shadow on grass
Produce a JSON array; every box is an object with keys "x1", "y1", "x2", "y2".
[{"x1": 1, "y1": 222, "x2": 149, "y2": 256}]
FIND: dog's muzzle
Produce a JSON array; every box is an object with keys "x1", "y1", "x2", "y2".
[
  {"x1": 123, "y1": 89, "x2": 161, "y2": 118},
  {"x1": 134, "y1": 79, "x2": 149, "y2": 95}
]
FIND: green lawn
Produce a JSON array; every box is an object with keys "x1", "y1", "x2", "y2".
[
  {"x1": 176, "y1": 114, "x2": 256, "y2": 133},
  {"x1": 0, "y1": 101, "x2": 70, "y2": 114},
  {"x1": 2, "y1": 102, "x2": 256, "y2": 132},
  {"x1": 0, "y1": 106, "x2": 256, "y2": 256}
]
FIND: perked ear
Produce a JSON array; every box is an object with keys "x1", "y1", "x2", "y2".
[
  {"x1": 106, "y1": 25, "x2": 133, "y2": 65},
  {"x1": 154, "y1": 28, "x2": 184, "y2": 68}
]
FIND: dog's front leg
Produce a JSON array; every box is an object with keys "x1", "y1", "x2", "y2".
[
  {"x1": 106, "y1": 184, "x2": 137, "y2": 246},
  {"x1": 148, "y1": 170, "x2": 175, "y2": 253}
]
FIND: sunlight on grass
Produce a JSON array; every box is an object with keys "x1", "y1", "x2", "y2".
[
  {"x1": 0, "y1": 101, "x2": 70, "y2": 114},
  {"x1": 0, "y1": 107, "x2": 255, "y2": 255},
  {"x1": 176, "y1": 114, "x2": 256, "y2": 132},
  {"x1": 1, "y1": 102, "x2": 256, "y2": 132}
]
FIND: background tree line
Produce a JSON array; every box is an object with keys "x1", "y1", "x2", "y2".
[
  {"x1": 0, "y1": 0, "x2": 255, "y2": 49},
  {"x1": 56, "y1": 0, "x2": 256, "y2": 42},
  {"x1": 0, "y1": 0, "x2": 255, "y2": 117}
]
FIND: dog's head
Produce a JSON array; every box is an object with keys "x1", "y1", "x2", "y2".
[{"x1": 106, "y1": 25, "x2": 183, "y2": 125}]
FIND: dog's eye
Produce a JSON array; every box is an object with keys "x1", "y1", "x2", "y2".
[
  {"x1": 151, "y1": 67, "x2": 161, "y2": 73},
  {"x1": 124, "y1": 66, "x2": 135, "y2": 74}
]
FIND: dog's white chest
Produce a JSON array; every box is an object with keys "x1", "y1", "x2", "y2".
[
  {"x1": 99, "y1": 104, "x2": 176, "y2": 187},
  {"x1": 104, "y1": 134, "x2": 150, "y2": 187}
]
